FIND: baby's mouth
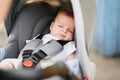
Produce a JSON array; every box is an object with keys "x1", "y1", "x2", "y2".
[{"x1": 58, "y1": 33, "x2": 65, "y2": 38}]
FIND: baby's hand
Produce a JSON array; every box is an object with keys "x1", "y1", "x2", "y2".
[{"x1": 66, "y1": 52, "x2": 76, "y2": 60}]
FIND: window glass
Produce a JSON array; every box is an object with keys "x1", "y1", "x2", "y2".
[{"x1": 0, "y1": 22, "x2": 7, "y2": 47}]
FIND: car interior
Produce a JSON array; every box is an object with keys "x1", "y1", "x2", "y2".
[
  {"x1": 3, "y1": 0, "x2": 62, "y2": 59},
  {"x1": 0, "y1": 0, "x2": 97, "y2": 80}
]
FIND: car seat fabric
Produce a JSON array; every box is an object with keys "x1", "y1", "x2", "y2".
[{"x1": 2, "y1": 1, "x2": 57, "y2": 59}]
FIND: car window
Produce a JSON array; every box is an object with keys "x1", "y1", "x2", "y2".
[
  {"x1": 0, "y1": 0, "x2": 12, "y2": 47},
  {"x1": 0, "y1": 22, "x2": 7, "y2": 47}
]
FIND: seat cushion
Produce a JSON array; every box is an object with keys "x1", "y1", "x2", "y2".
[{"x1": 3, "y1": 1, "x2": 57, "y2": 59}]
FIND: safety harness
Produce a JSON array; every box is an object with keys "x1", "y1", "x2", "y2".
[{"x1": 18, "y1": 34, "x2": 68, "y2": 71}]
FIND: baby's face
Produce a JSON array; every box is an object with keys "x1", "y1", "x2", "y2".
[{"x1": 50, "y1": 13, "x2": 74, "y2": 41}]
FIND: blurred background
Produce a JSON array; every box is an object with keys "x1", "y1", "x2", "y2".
[
  {"x1": 90, "y1": 0, "x2": 120, "y2": 80},
  {"x1": 0, "y1": 0, "x2": 120, "y2": 80}
]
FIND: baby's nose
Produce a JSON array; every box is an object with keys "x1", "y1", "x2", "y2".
[{"x1": 63, "y1": 28, "x2": 67, "y2": 33}]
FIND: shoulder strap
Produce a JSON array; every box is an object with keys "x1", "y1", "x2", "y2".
[{"x1": 35, "y1": 34, "x2": 44, "y2": 39}]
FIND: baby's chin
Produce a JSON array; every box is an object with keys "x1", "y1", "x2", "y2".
[
  {"x1": 58, "y1": 37, "x2": 72, "y2": 41},
  {"x1": 56, "y1": 35, "x2": 73, "y2": 41}
]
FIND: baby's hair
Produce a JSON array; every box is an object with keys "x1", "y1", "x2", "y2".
[
  {"x1": 53, "y1": 7, "x2": 74, "y2": 22},
  {"x1": 57, "y1": 7, "x2": 73, "y2": 18}
]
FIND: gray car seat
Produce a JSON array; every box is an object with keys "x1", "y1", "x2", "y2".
[{"x1": 2, "y1": 1, "x2": 58, "y2": 59}]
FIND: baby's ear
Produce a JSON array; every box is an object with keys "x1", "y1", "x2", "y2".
[{"x1": 50, "y1": 22, "x2": 54, "y2": 30}]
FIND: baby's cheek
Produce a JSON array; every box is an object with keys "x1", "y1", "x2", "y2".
[{"x1": 68, "y1": 35, "x2": 73, "y2": 40}]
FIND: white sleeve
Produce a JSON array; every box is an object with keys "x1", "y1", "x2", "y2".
[
  {"x1": 65, "y1": 59, "x2": 82, "y2": 79},
  {"x1": 50, "y1": 41, "x2": 76, "y2": 62},
  {"x1": 64, "y1": 41, "x2": 76, "y2": 57}
]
